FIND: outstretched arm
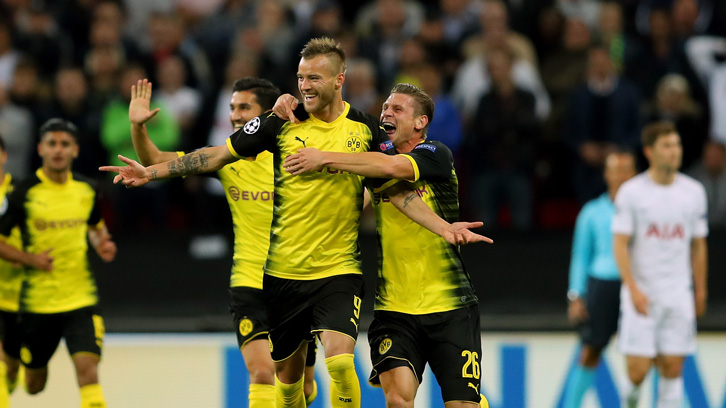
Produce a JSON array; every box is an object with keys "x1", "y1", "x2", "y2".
[
  {"x1": 88, "y1": 223, "x2": 117, "y2": 262},
  {"x1": 386, "y1": 183, "x2": 493, "y2": 245},
  {"x1": 284, "y1": 148, "x2": 415, "y2": 180},
  {"x1": 0, "y1": 240, "x2": 53, "y2": 271},
  {"x1": 99, "y1": 144, "x2": 235, "y2": 187},
  {"x1": 129, "y1": 79, "x2": 179, "y2": 166}
]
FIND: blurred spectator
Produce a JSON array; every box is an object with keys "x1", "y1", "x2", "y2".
[
  {"x1": 624, "y1": 7, "x2": 698, "y2": 101},
  {"x1": 155, "y1": 55, "x2": 202, "y2": 148},
  {"x1": 393, "y1": 37, "x2": 428, "y2": 87},
  {"x1": 356, "y1": 0, "x2": 424, "y2": 92},
  {"x1": 416, "y1": 12, "x2": 461, "y2": 82},
  {"x1": 685, "y1": 35, "x2": 726, "y2": 145},
  {"x1": 438, "y1": 0, "x2": 485, "y2": 49},
  {"x1": 533, "y1": 5, "x2": 566, "y2": 63},
  {"x1": 465, "y1": 47, "x2": 538, "y2": 229},
  {"x1": 541, "y1": 18, "x2": 591, "y2": 142},
  {"x1": 595, "y1": 2, "x2": 627, "y2": 72},
  {"x1": 556, "y1": 0, "x2": 602, "y2": 31},
  {"x1": 344, "y1": 58, "x2": 380, "y2": 117},
  {"x1": 564, "y1": 46, "x2": 641, "y2": 203},
  {"x1": 292, "y1": 0, "x2": 344, "y2": 60},
  {"x1": 42, "y1": 67, "x2": 103, "y2": 177},
  {"x1": 453, "y1": 0, "x2": 550, "y2": 122},
  {"x1": 0, "y1": 20, "x2": 19, "y2": 88},
  {"x1": 688, "y1": 141, "x2": 726, "y2": 227},
  {"x1": 0, "y1": 83, "x2": 33, "y2": 178},
  {"x1": 12, "y1": 3, "x2": 68, "y2": 81},
  {"x1": 8, "y1": 58, "x2": 46, "y2": 126},
  {"x1": 417, "y1": 63, "x2": 464, "y2": 156},
  {"x1": 645, "y1": 74, "x2": 707, "y2": 170},
  {"x1": 633, "y1": 0, "x2": 713, "y2": 40},
  {"x1": 85, "y1": 45, "x2": 123, "y2": 107}
]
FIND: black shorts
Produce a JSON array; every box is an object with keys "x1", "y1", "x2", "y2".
[
  {"x1": 0, "y1": 310, "x2": 21, "y2": 359},
  {"x1": 230, "y1": 286, "x2": 270, "y2": 347},
  {"x1": 579, "y1": 277, "x2": 621, "y2": 348},
  {"x1": 263, "y1": 274, "x2": 363, "y2": 362},
  {"x1": 368, "y1": 304, "x2": 482, "y2": 404},
  {"x1": 19, "y1": 306, "x2": 104, "y2": 369}
]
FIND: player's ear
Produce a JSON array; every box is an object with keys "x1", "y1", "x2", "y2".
[
  {"x1": 414, "y1": 115, "x2": 428, "y2": 132},
  {"x1": 336, "y1": 72, "x2": 345, "y2": 89}
]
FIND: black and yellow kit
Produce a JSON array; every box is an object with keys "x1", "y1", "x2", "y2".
[
  {"x1": 226, "y1": 103, "x2": 389, "y2": 360},
  {"x1": 0, "y1": 173, "x2": 23, "y2": 358},
  {"x1": 367, "y1": 140, "x2": 481, "y2": 404},
  {"x1": 0, "y1": 169, "x2": 104, "y2": 314}
]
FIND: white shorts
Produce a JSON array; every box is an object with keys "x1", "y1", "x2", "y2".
[{"x1": 618, "y1": 286, "x2": 696, "y2": 357}]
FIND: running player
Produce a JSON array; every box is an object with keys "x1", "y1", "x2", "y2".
[
  {"x1": 613, "y1": 121, "x2": 708, "y2": 408},
  {"x1": 563, "y1": 151, "x2": 636, "y2": 408},
  {"x1": 127, "y1": 77, "x2": 318, "y2": 407},
  {"x1": 282, "y1": 83, "x2": 492, "y2": 408},
  {"x1": 101, "y1": 38, "x2": 485, "y2": 408},
  {"x1": 0, "y1": 119, "x2": 116, "y2": 408}
]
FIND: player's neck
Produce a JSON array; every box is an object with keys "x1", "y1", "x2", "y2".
[
  {"x1": 314, "y1": 97, "x2": 345, "y2": 123},
  {"x1": 647, "y1": 167, "x2": 676, "y2": 185},
  {"x1": 41, "y1": 166, "x2": 70, "y2": 184},
  {"x1": 395, "y1": 134, "x2": 424, "y2": 154}
]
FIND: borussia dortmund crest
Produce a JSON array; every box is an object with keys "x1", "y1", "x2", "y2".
[
  {"x1": 379, "y1": 338, "x2": 392, "y2": 355},
  {"x1": 239, "y1": 318, "x2": 254, "y2": 336},
  {"x1": 345, "y1": 136, "x2": 363, "y2": 153}
]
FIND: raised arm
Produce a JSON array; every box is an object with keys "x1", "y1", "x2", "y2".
[
  {"x1": 691, "y1": 237, "x2": 708, "y2": 317},
  {"x1": 614, "y1": 233, "x2": 648, "y2": 315},
  {"x1": 129, "y1": 79, "x2": 179, "y2": 165},
  {"x1": 385, "y1": 183, "x2": 493, "y2": 245},
  {"x1": 99, "y1": 144, "x2": 235, "y2": 187},
  {"x1": 284, "y1": 148, "x2": 415, "y2": 180}
]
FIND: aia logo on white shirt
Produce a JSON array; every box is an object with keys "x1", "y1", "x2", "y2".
[{"x1": 645, "y1": 223, "x2": 685, "y2": 240}]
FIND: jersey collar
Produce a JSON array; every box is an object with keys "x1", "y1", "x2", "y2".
[{"x1": 36, "y1": 168, "x2": 73, "y2": 186}]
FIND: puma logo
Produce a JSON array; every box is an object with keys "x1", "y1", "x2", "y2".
[
  {"x1": 350, "y1": 318, "x2": 359, "y2": 330},
  {"x1": 295, "y1": 136, "x2": 308, "y2": 147},
  {"x1": 468, "y1": 382, "x2": 479, "y2": 391}
]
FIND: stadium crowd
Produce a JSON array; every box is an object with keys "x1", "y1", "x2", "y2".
[{"x1": 0, "y1": 0, "x2": 726, "y2": 232}]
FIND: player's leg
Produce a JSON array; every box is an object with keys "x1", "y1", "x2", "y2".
[
  {"x1": 618, "y1": 286, "x2": 656, "y2": 408},
  {"x1": 0, "y1": 344, "x2": 8, "y2": 406},
  {"x1": 64, "y1": 307, "x2": 106, "y2": 408},
  {"x1": 426, "y1": 305, "x2": 482, "y2": 408},
  {"x1": 368, "y1": 311, "x2": 426, "y2": 408},
  {"x1": 312, "y1": 275, "x2": 364, "y2": 408},
  {"x1": 303, "y1": 338, "x2": 318, "y2": 406},
  {"x1": 18, "y1": 311, "x2": 62, "y2": 395},
  {"x1": 564, "y1": 278, "x2": 621, "y2": 408},
  {"x1": 264, "y1": 275, "x2": 317, "y2": 408},
  {"x1": 231, "y1": 287, "x2": 276, "y2": 408}
]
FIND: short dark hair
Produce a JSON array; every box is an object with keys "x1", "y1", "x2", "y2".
[
  {"x1": 231, "y1": 77, "x2": 280, "y2": 111},
  {"x1": 39, "y1": 118, "x2": 79, "y2": 142},
  {"x1": 641, "y1": 121, "x2": 677, "y2": 147},
  {"x1": 390, "y1": 83, "x2": 435, "y2": 137},
  {"x1": 300, "y1": 37, "x2": 346, "y2": 74}
]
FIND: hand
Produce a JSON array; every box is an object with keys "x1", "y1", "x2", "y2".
[
  {"x1": 30, "y1": 249, "x2": 54, "y2": 271},
  {"x1": 284, "y1": 148, "x2": 324, "y2": 175},
  {"x1": 695, "y1": 288, "x2": 707, "y2": 317},
  {"x1": 629, "y1": 285, "x2": 649, "y2": 315},
  {"x1": 272, "y1": 94, "x2": 300, "y2": 123},
  {"x1": 568, "y1": 298, "x2": 588, "y2": 324},
  {"x1": 443, "y1": 221, "x2": 494, "y2": 245},
  {"x1": 129, "y1": 79, "x2": 160, "y2": 126},
  {"x1": 99, "y1": 155, "x2": 151, "y2": 187},
  {"x1": 95, "y1": 235, "x2": 117, "y2": 262}
]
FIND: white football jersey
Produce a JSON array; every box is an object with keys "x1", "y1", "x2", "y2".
[{"x1": 612, "y1": 172, "x2": 708, "y2": 297}]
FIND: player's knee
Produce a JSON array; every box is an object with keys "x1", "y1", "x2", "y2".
[
  {"x1": 659, "y1": 361, "x2": 684, "y2": 378},
  {"x1": 384, "y1": 390, "x2": 414, "y2": 408},
  {"x1": 627, "y1": 366, "x2": 649, "y2": 385},
  {"x1": 248, "y1": 366, "x2": 275, "y2": 385}
]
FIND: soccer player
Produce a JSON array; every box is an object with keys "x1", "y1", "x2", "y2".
[
  {"x1": 282, "y1": 83, "x2": 492, "y2": 408},
  {"x1": 563, "y1": 151, "x2": 636, "y2": 408},
  {"x1": 127, "y1": 77, "x2": 318, "y2": 407},
  {"x1": 613, "y1": 121, "x2": 708, "y2": 408},
  {"x1": 101, "y1": 38, "x2": 485, "y2": 408},
  {"x1": 0, "y1": 119, "x2": 116, "y2": 408}
]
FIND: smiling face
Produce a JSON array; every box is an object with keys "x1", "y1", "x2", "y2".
[
  {"x1": 229, "y1": 90, "x2": 262, "y2": 130},
  {"x1": 38, "y1": 131, "x2": 78, "y2": 174},
  {"x1": 379, "y1": 92, "x2": 427, "y2": 150},
  {"x1": 297, "y1": 54, "x2": 343, "y2": 114}
]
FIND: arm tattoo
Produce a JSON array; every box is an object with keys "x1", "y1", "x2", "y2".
[
  {"x1": 402, "y1": 192, "x2": 417, "y2": 208},
  {"x1": 150, "y1": 169, "x2": 158, "y2": 180},
  {"x1": 167, "y1": 152, "x2": 212, "y2": 177}
]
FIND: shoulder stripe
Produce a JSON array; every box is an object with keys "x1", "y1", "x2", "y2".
[
  {"x1": 226, "y1": 138, "x2": 244, "y2": 159},
  {"x1": 400, "y1": 154, "x2": 420, "y2": 181}
]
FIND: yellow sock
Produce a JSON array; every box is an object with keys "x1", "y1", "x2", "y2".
[
  {"x1": 305, "y1": 379, "x2": 317, "y2": 406},
  {"x1": 80, "y1": 383, "x2": 106, "y2": 408},
  {"x1": 0, "y1": 361, "x2": 8, "y2": 408},
  {"x1": 249, "y1": 383, "x2": 275, "y2": 408},
  {"x1": 275, "y1": 375, "x2": 306, "y2": 408},
  {"x1": 325, "y1": 354, "x2": 360, "y2": 408},
  {"x1": 480, "y1": 393, "x2": 489, "y2": 408}
]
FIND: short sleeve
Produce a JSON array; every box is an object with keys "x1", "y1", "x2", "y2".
[
  {"x1": 612, "y1": 186, "x2": 634, "y2": 235},
  {"x1": 693, "y1": 183, "x2": 709, "y2": 238},
  {"x1": 226, "y1": 107, "x2": 307, "y2": 158},
  {"x1": 401, "y1": 141, "x2": 453, "y2": 182},
  {"x1": 0, "y1": 191, "x2": 22, "y2": 237}
]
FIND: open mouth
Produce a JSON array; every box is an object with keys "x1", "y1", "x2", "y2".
[{"x1": 382, "y1": 122, "x2": 396, "y2": 136}]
